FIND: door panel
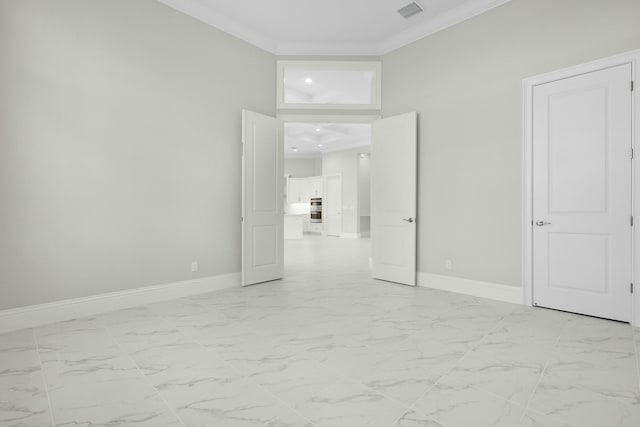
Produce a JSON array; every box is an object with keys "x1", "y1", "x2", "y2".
[
  {"x1": 532, "y1": 64, "x2": 632, "y2": 321},
  {"x1": 242, "y1": 110, "x2": 283, "y2": 286},
  {"x1": 371, "y1": 112, "x2": 417, "y2": 286},
  {"x1": 252, "y1": 225, "x2": 278, "y2": 267},
  {"x1": 548, "y1": 233, "x2": 609, "y2": 293},
  {"x1": 548, "y1": 87, "x2": 608, "y2": 213}
]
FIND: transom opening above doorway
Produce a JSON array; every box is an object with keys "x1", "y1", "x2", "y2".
[{"x1": 277, "y1": 60, "x2": 382, "y2": 110}]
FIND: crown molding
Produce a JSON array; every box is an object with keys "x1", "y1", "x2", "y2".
[
  {"x1": 274, "y1": 41, "x2": 382, "y2": 57},
  {"x1": 157, "y1": 0, "x2": 514, "y2": 56},
  {"x1": 157, "y1": 0, "x2": 278, "y2": 53},
  {"x1": 377, "y1": 0, "x2": 513, "y2": 54}
]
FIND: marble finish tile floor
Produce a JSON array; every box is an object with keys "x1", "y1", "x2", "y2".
[{"x1": 1, "y1": 236, "x2": 639, "y2": 426}]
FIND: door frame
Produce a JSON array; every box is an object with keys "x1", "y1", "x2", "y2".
[
  {"x1": 277, "y1": 114, "x2": 380, "y2": 124},
  {"x1": 522, "y1": 49, "x2": 640, "y2": 326}
]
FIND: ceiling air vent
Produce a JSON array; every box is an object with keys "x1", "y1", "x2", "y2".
[{"x1": 397, "y1": 2, "x2": 424, "y2": 19}]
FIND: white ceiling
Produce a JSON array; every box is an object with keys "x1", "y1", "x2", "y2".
[
  {"x1": 157, "y1": 0, "x2": 513, "y2": 55},
  {"x1": 285, "y1": 123, "x2": 371, "y2": 158}
]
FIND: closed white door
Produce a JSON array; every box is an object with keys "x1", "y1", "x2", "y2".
[
  {"x1": 532, "y1": 64, "x2": 632, "y2": 321},
  {"x1": 371, "y1": 112, "x2": 417, "y2": 286},
  {"x1": 242, "y1": 110, "x2": 284, "y2": 286},
  {"x1": 325, "y1": 175, "x2": 342, "y2": 237}
]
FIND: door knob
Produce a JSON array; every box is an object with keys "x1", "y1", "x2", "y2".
[
  {"x1": 402, "y1": 218, "x2": 414, "y2": 223},
  {"x1": 535, "y1": 221, "x2": 551, "y2": 226}
]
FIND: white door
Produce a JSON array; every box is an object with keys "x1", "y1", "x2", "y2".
[
  {"x1": 242, "y1": 110, "x2": 284, "y2": 286},
  {"x1": 371, "y1": 112, "x2": 417, "y2": 286},
  {"x1": 325, "y1": 175, "x2": 342, "y2": 237},
  {"x1": 532, "y1": 64, "x2": 632, "y2": 321}
]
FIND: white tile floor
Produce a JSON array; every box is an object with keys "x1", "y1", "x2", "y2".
[{"x1": 1, "y1": 235, "x2": 640, "y2": 426}]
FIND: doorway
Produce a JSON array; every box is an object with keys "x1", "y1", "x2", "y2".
[
  {"x1": 282, "y1": 119, "x2": 371, "y2": 281},
  {"x1": 282, "y1": 120, "x2": 372, "y2": 242},
  {"x1": 243, "y1": 113, "x2": 418, "y2": 288}
]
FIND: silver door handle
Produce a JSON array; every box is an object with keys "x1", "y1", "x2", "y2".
[
  {"x1": 535, "y1": 221, "x2": 551, "y2": 226},
  {"x1": 402, "y1": 218, "x2": 414, "y2": 223}
]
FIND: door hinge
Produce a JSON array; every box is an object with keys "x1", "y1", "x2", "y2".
[
  {"x1": 631, "y1": 216, "x2": 634, "y2": 227},
  {"x1": 241, "y1": 217, "x2": 244, "y2": 222},
  {"x1": 631, "y1": 283, "x2": 634, "y2": 294},
  {"x1": 631, "y1": 148, "x2": 634, "y2": 159},
  {"x1": 632, "y1": 80, "x2": 635, "y2": 92}
]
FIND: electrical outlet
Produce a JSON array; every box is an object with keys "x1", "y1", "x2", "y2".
[
  {"x1": 445, "y1": 259, "x2": 452, "y2": 270},
  {"x1": 191, "y1": 261, "x2": 198, "y2": 272}
]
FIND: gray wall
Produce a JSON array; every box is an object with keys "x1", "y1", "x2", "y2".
[
  {"x1": 382, "y1": 0, "x2": 640, "y2": 286},
  {"x1": 0, "y1": 0, "x2": 275, "y2": 309}
]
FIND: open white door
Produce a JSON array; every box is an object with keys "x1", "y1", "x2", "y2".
[
  {"x1": 242, "y1": 110, "x2": 284, "y2": 286},
  {"x1": 532, "y1": 64, "x2": 632, "y2": 321},
  {"x1": 371, "y1": 112, "x2": 417, "y2": 286}
]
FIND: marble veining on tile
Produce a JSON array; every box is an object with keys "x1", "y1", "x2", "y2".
[{"x1": 1, "y1": 236, "x2": 639, "y2": 426}]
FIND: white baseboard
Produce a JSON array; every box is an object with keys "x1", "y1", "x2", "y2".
[
  {"x1": 0, "y1": 273, "x2": 240, "y2": 334},
  {"x1": 417, "y1": 272, "x2": 523, "y2": 305},
  {"x1": 359, "y1": 232, "x2": 371, "y2": 238}
]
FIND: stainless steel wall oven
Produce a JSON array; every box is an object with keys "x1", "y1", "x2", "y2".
[{"x1": 310, "y1": 198, "x2": 322, "y2": 223}]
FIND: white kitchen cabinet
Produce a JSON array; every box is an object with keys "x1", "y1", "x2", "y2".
[
  {"x1": 284, "y1": 215, "x2": 303, "y2": 239},
  {"x1": 302, "y1": 214, "x2": 310, "y2": 232},
  {"x1": 287, "y1": 177, "x2": 309, "y2": 204},
  {"x1": 308, "y1": 222, "x2": 323, "y2": 233},
  {"x1": 308, "y1": 176, "x2": 323, "y2": 198}
]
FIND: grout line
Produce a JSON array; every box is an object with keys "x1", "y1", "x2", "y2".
[
  {"x1": 17, "y1": 255, "x2": 638, "y2": 427},
  {"x1": 32, "y1": 329, "x2": 57, "y2": 427},
  {"x1": 384, "y1": 382, "x2": 443, "y2": 427},
  {"x1": 162, "y1": 301, "x2": 317, "y2": 426},
  {"x1": 99, "y1": 318, "x2": 188, "y2": 427},
  {"x1": 31, "y1": 264, "x2": 632, "y2": 427},
  {"x1": 26, "y1": 283, "x2": 516, "y2": 426},
  {"x1": 386, "y1": 311, "x2": 515, "y2": 427},
  {"x1": 196, "y1": 349, "x2": 313, "y2": 425},
  {"x1": 205, "y1": 287, "x2": 526, "y2": 427},
  {"x1": 202, "y1": 300, "x2": 432, "y2": 414},
  {"x1": 514, "y1": 315, "x2": 571, "y2": 426}
]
